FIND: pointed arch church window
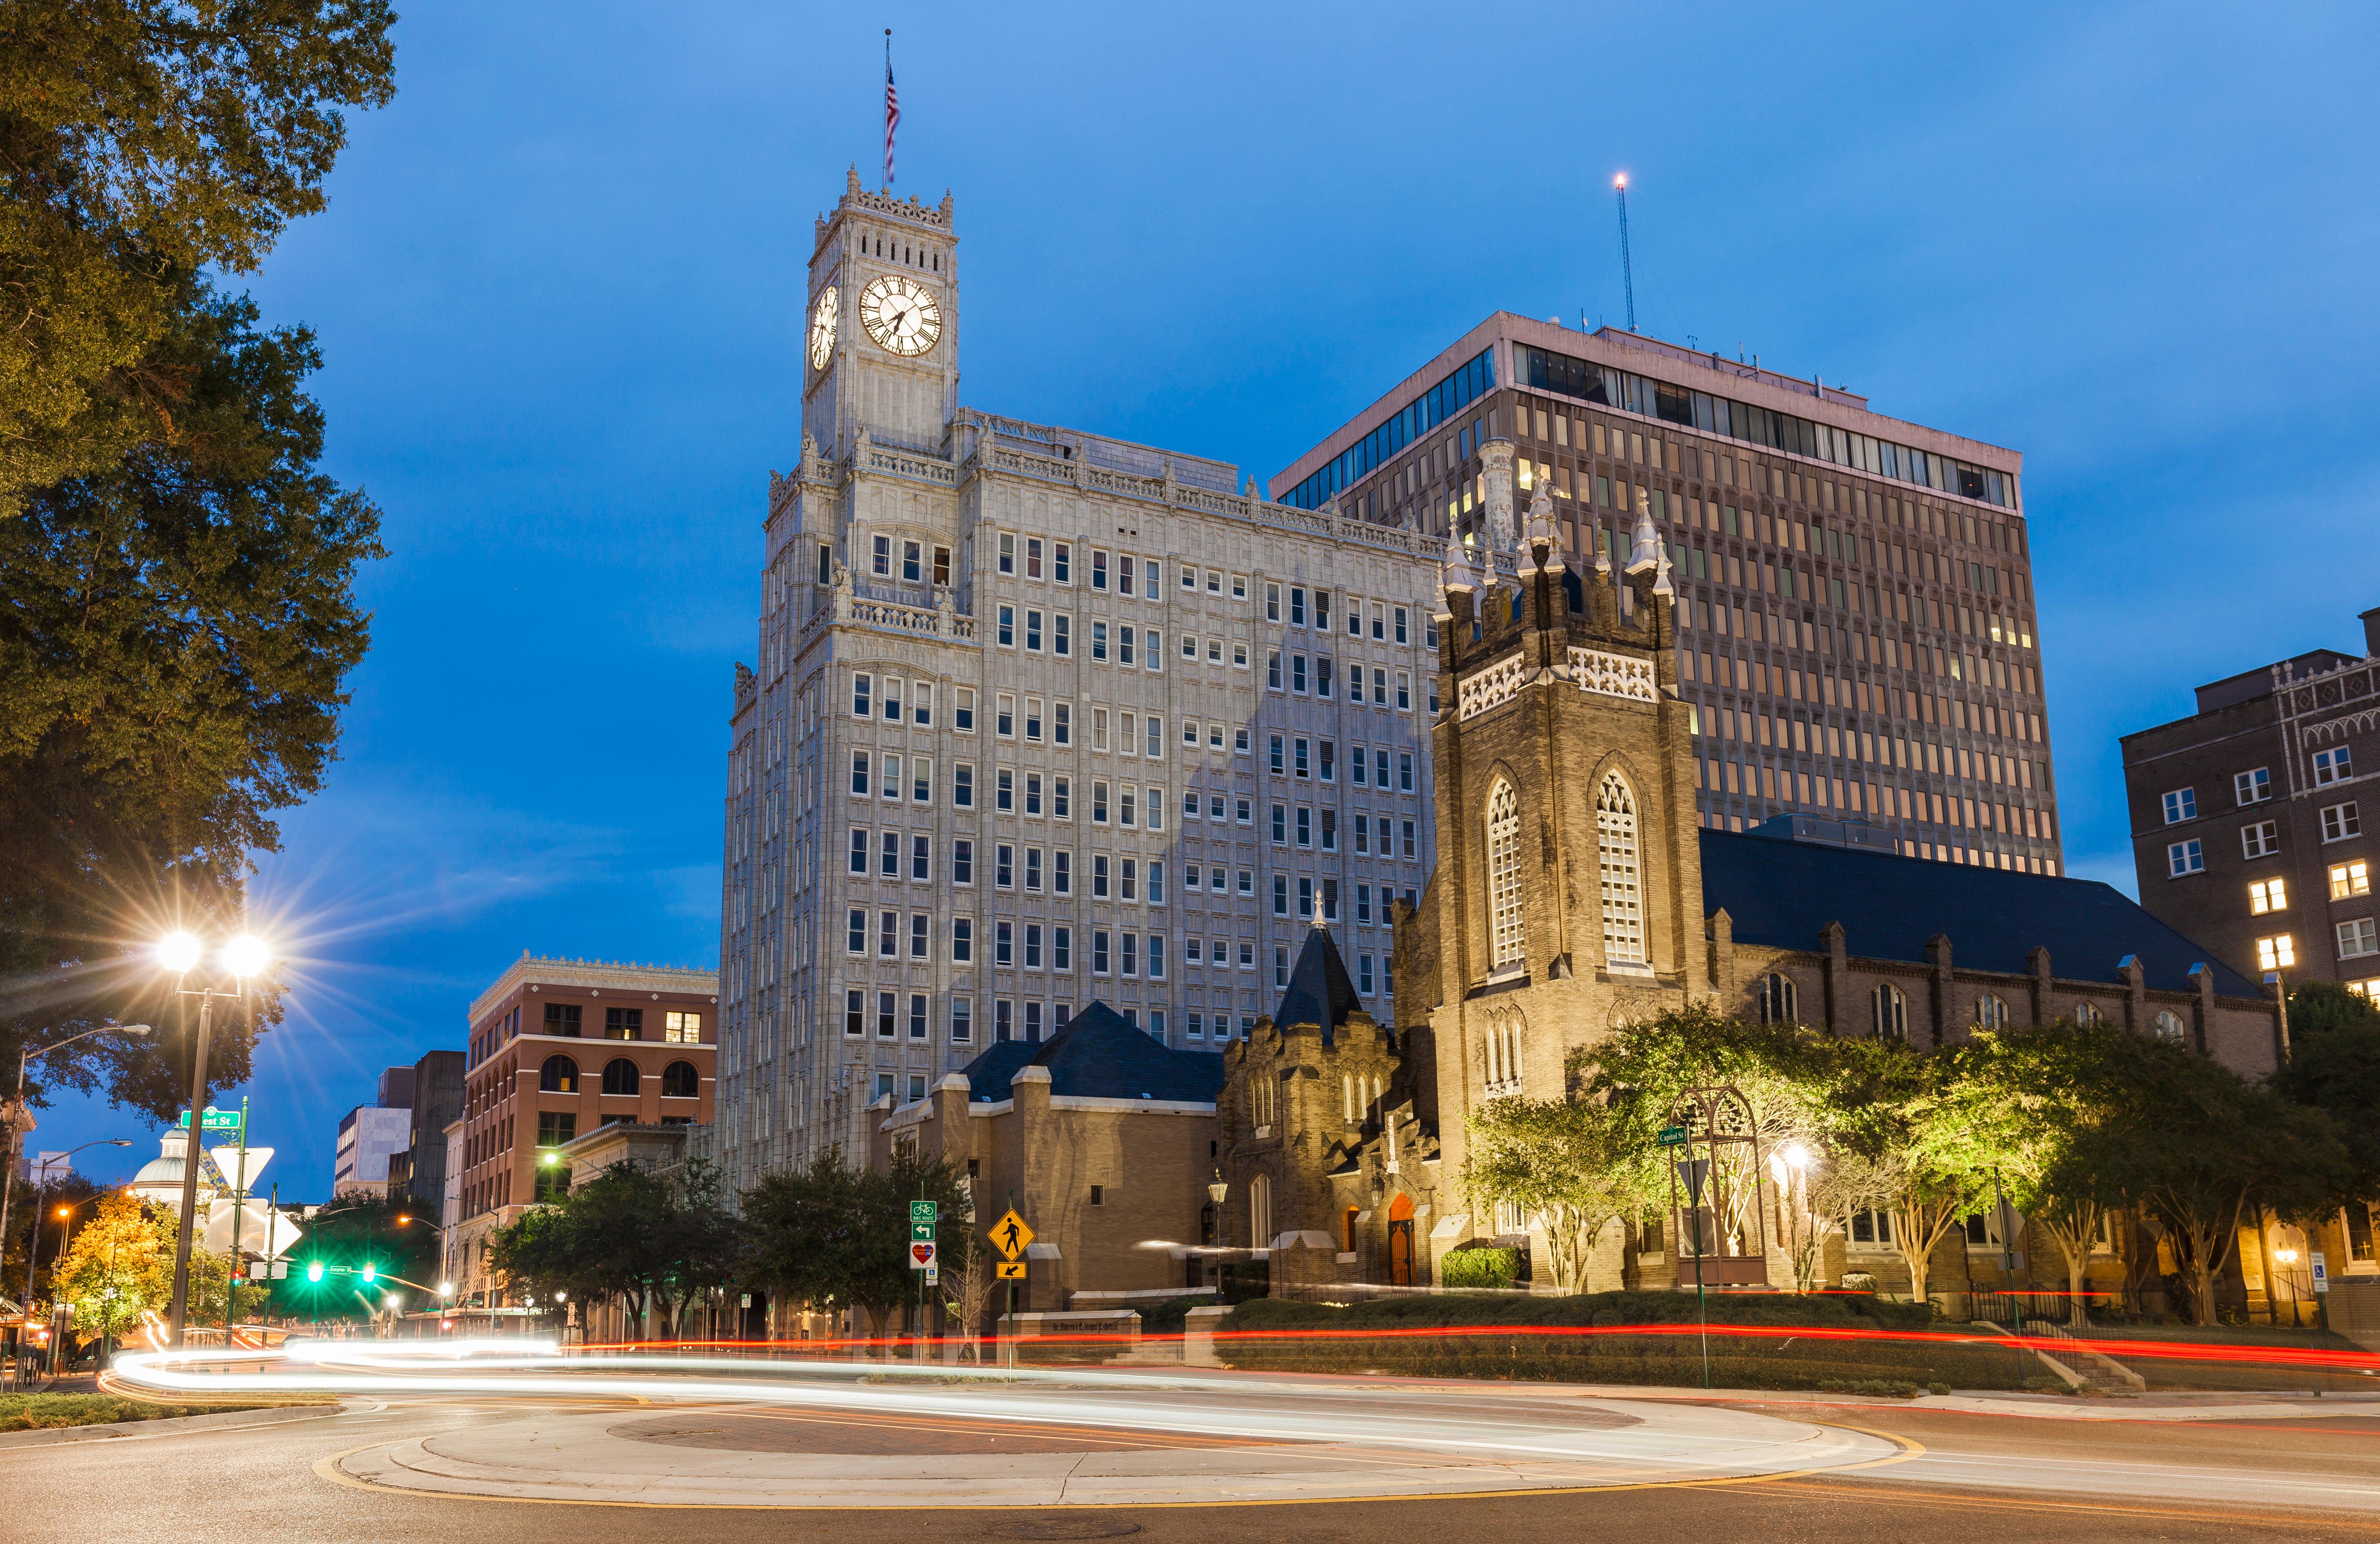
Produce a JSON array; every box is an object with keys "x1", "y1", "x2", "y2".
[
  {"x1": 1487, "y1": 781, "x2": 1524, "y2": 970},
  {"x1": 1598, "y1": 774, "x2": 1645, "y2": 965}
]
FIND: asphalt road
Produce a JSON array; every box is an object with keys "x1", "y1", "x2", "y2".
[{"x1": 7, "y1": 1392, "x2": 2377, "y2": 1544}]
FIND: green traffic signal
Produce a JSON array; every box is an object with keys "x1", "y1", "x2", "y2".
[
  {"x1": 306, "y1": 1261, "x2": 324, "y2": 1283},
  {"x1": 360, "y1": 1262, "x2": 377, "y2": 1283}
]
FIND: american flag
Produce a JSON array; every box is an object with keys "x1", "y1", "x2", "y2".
[{"x1": 883, "y1": 42, "x2": 899, "y2": 187}]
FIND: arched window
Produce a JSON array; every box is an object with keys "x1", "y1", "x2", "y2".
[
  {"x1": 1486, "y1": 781, "x2": 1524, "y2": 970},
  {"x1": 1484, "y1": 1010, "x2": 1525, "y2": 1095},
  {"x1": 1975, "y1": 993, "x2": 2010, "y2": 1031},
  {"x1": 1597, "y1": 773, "x2": 1644, "y2": 965},
  {"x1": 539, "y1": 1055, "x2": 578, "y2": 1094},
  {"x1": 1872, "y1": 982, "x2": 1907, "y2": 1042},
  {"x1": 2152, "y1": 1009, "x2": 2187, "y2": 1044},
  {"x1": 2073, "y1": 1000, "x2": 2104, "y2": 1027},
  {"x1": 661, "y1": 1060, "x2": 700, "y2": 1098},
  {"x1": 1249, "y1": 1172, "x2": 1273, "y2": 1249},
  {"x1": 1759, "y1": 972, "x2": 1797, "y2": 1024},
  {"x1": 602, "y1": 1058, "x2": 640, "y2": 1096}
]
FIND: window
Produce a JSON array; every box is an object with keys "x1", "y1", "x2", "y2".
[
  {"x1": 1054, "y1": 543, "x2": 1071, "y2": 584},
  {"x1": 1400, "y1": 752, "x2": 1414, "y2": 792},
  {"x1": 2314, "y1": 746, "x2": 2353, "y2": 786},
  {"x1": 602, "y1": 1058, "x2": 640, "y2": 1095},
  {"x1": 2332, "y1": 860, "x2": 2371, "y2": 899},
  {"x1": 2162, "y1": 787, "x2": 2196, "y2": 823},
  {"x1": 1974, "y1": 993, "x2": 2009, "y2": 1030},
  {"x1": 2249, "y1": 878, "x2": 2286, "y2": 914},
  {"x1": 1597, "y1": 774, "x2": 1643, "y2": 966},
  {"x1": 2167, "y1": 839, "x2": 2204, "y2": 877},
  {"x1": 850, "y1": 751, "x2": 870, "y2": 796},
  {"x1": 542, "y1": 1002, "x2": 580, "y2": 1037},
  {"x1": 997, "y1": 532, "x2": 1015, "y2": 574},
  {"x1": 879, "y1": 909, "x2": 899, "y2": 956},
  {"x1": 1092, "y1": 549, "x2": 1109, "y2": 590},
  {"x1": 951, "y1": 998, "x2": 973, "y2": 1042},
  {"x1": 997, "y1": 605, "x2": 1014, "y2": 647},
  {"x1": 2341, "y1": 918, "x2": 2380, "y2": 960},
  {"x1": 1488, "y1": 780, "x2": 1524, "y2": 970},
  {"x1": 911, "y1": 912, "x2": 930, "y2": 959},
  {"x1": 539, "y1": 1055, "x2": 578, "y2": 1093},
  {"x1": 1872, "y1": 982, "x2": 1906, "y2": 1042},
  {"x1": 954, "y1": 763, "x2": 973, "y2": 807},
  {"x1": 955, "y1": 688, "x2": 976, "y2": 732},
  {"x1": 1758, "y1": 972, "x2": 1797, "y2": 1024},
  {"x1": 909, "y1": 994, "x2": 928, "y2": 1040},
  {"x1": 2072, "y1": 1000, "x2": 2104, "y2": 1026},
  {"x1": 852, "y1": 672, "x2": 872, "y2": 718},
  {"x1": 996, "y1": 693, "x2": 1015, "y2": 738},
  {"x1": 663, "y1": 1011, "x2": 700, "y2": 1044},
  {"x1": 845, "y1": 989, "x2": 864, "y2": 1036},
  {"x1": 953, "y1": 917, "x2": 972, "y2": 961},
  {"x1": 2242, "y1": 821, "x2": 2279, "y2": 859},
  {"x1": 1055, "y1": 615, "x2": 1070, "y2": 656},
  {"x1": 914, "y1": 684, "x2": 932, "y2": 727},
  {"x1": 846, "y1": 908, "x2": 865, "y2": 953},
  {"x1": 2256, "y1": 933, "x2": 2297, "y2": 970},
  {"x1": 912, "y1": 834, "x2": 930, "y2": 880},
  {"x1": 2322, "y1": 802, "x2": 2361, "y2": 842},
  {"x1": 537, "y1": 1110, "x2": 576, "y2": 1148},
  {"x1": 878, "y1": 991, "x2": 898, "y2": 1038},
  {"x1": 2236, "y1": 767, "x2": 2271, "y2": 805},
  {"x1": 2151, "y1": 1009, "x2": 2187, "y2": 1044},
  {"x1": 954, "y1": 839, "x2": 973, "y2": 884},
  {"x1": 1848, "y1": 1207, "x2": 1893, "y2": 1246},
  {"x1": 1024, "y1": 536, "x2": 1042, "y2": 580}
]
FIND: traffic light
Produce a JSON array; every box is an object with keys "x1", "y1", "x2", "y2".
[
  {"x1": 360, "y1": 1262, "x2": 377, "y2": 1283},
  {"x1": 306, "y1": 1261, "x2": 324, "y2": 1283}
]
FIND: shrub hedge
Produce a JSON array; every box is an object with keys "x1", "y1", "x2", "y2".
[
  {"x1": 1438, "y1": 1246, "x2": 1521, "y2": 1290},
  {"x1": 1215, "y1": 1290, "x2": 2025, "y2": 1390}
]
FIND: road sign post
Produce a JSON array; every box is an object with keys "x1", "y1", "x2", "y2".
[
  {"x1": 911, "y1": 1197, "x2": 936, "y2": 1362},
  {"x1": 995, "y1": 1197, "x2": 1033, "y2": 1367}
]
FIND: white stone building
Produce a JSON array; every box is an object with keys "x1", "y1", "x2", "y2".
[{"x1": 705, "y1": 171, "x2": 1446, "y2": 1188}]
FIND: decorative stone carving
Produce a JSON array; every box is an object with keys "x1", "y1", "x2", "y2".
[
  {"x1": 1458, "y1": 652, "x2": 1527, "y2": 721},
  {"x1": 1568, "y1": 646, "x2": 1656, "y2": 704}
]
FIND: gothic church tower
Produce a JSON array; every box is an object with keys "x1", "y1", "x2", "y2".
[{"x1": 1391, "y1": 445, "x2": 1708, "y2": 1247}]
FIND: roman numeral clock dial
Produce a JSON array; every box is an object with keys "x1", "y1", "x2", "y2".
[
  {"x1": 859, "y1": 274, "x2": 943, "y2": 357},
  {"x1": 807, "y1": 285, "x2": 837, "y2": 371}
]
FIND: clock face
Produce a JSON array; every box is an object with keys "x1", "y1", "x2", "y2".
[
  {"x1": 859, "y1": 274, "x2": 943, "y2": 357},
  {"x1": 807, "y1": 286, "x2": 837, "y2": 371}
]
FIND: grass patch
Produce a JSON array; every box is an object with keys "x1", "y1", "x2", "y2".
[
  {"x1": 1215, "y1": 1290, "x2": 2027, "y2": 1391},
  {"x1": 0, "y1": 1392, "x2": 333, "y2": 1433}
]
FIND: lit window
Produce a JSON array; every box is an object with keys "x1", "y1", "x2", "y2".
[
  {"x1": 1759, "y1": 972, "x2": 1797, "y2": 1024},
  {"x1": 2161, "y1": 788, "x2": 2195, "y2": 824},
  {"x1": 2249, "y1": 878, "x2": 2287, "y2": 915},
  {"x1": 2255, "y1": 934, "x2": 2296, "y2": 971},
  {"x1": 2152, "y1": 1009, "x2": 2187, "y2": 1044},
  {"x1": 1597, "y1": 775, "x2": 1644, "y2": 966},
  {"x1": 1974, "y1": 993, "x2": 2009, "y2": 1030},
  {"x1": 2332, "y1": 861, "x2": 2372, "y2": 899},
  {"x1": 663, "y1": 1011, "x2": 701, "y2": 1044},
  {"x1": 1487, "y1": 781, "x2": 1524, "y2": 970},
  {"x1": 1871, "y1": 982, "x2": 1906, "y2": 1041}
]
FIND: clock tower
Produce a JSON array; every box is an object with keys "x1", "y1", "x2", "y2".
[{"x1": 802, "y1": 165, "x2": 960, "y2": 455}]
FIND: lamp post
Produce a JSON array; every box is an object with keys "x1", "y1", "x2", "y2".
[
  {"x1": 156, "y1": 928, "x2": 271, "y2": 1348},
  {"x1": 0, "y1": 1025, "x2": 150, "y2": 1302},
  {"x1": 1206, "y1": 1171, "x2": 1229, "y2": 1298}
]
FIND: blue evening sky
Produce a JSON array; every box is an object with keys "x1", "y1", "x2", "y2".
[{"x1": 41, "y1": 3, "x2": 2380, "y2": 1191}]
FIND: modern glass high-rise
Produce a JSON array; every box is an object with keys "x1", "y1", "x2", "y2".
[{"x1": 1271, "y1": 315, "x2": 2061, "y2": 873}]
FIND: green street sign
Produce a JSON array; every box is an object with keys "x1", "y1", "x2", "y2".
[
  {"x1": 1656, "y1": 1125, "x2": 1690, "y2": 1147},
  {"x1": 177, "y1": 1107, "x2": 243, "y2": 1133},
  {"x1": 910, "y1": 1221, "x2": 936, "y2": 1243},
  {"x1": 909, "y1": 1201, "x2": 938, "y2": 1223}
]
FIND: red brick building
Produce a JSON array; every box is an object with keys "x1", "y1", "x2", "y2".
[{"x1": 448, "y1": 955, "x2": 718, "y2": 1309}]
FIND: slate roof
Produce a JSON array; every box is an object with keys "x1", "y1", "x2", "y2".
[
  {"x1": 1273, "y1": 923, "x2": 1361, "y2": 1040},
  {"x1": 956, "y1": 1002, "x2": 1225, "y2": 1105},
  {"x1": 1698, "y1": 827, "x2": 2259, "y2": 996}
]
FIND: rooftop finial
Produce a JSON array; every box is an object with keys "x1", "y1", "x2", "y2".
[{"x1": 1625, "y1": 486, "x2": 1661, "y2": 575}]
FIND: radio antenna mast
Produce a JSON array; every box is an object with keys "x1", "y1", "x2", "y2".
[{"x1": 1614, "y1": 173, "x2": 1636, "y2": 332}]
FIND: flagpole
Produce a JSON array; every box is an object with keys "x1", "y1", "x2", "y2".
[{"x1": 883, "y1": 29, "x2": 896, "y2": 190}]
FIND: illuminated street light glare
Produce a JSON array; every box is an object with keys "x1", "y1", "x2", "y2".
[
  {"x1": 1779, "y1": 1142, "x2": 1812, "y2": 1170},
  {"x1": 439, "y1": 1282, "x2": 454, "y2": 1295},
  {"x1": 220, "y1": 934, "x2": 270, "y2": 978},
  {"x1": 156, "y1": 931, "x2": 202, "y2": 974},
  {"x1": 1614, "y1": 171, "x2": 1628, "y2": 189}
]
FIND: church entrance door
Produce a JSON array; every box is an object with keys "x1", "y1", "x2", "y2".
[{"x1": 1386, "y1": 1193, "x2": 1415, "y2": 1285}]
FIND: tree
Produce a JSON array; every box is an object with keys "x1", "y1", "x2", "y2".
[
  {"x1": 1827, "y1": 1037, "x2": 1991, "y2": 1309},
  {"x1": 1939, "y1": 1020, "x2": 2159, "y2": 1325},
  {"x1": 1, "y1": 281, "x2": 385, "y2": 1121},
  {"x1": 53, "y1": 1187, "x2": 166, "y2": 1352},
  {"x1": 2275, "y1": 987, "x2": 2380, "y2": 1207},
  {"x1": 0, "y1": 0, "x2": 397, "y2": 506},
  {"x1": 742, "y1": 1147, "x2": 972, "y2": 1356},
  {"x1": 485, "y1": 1161, "x2": 745, "y2": 1341},
  {"x1": 1462, "y1": 1091, "x2": 1662, "y2": 1292}
]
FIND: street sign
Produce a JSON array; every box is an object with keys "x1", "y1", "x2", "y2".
[
  {"x1": 910, "y1": 1200, "x2": 938, "y2": 1224},
  {"x1": 911, "y1": 1221, "x2": 936, "y2": 1243},
  {"x1": 991, "y1": 1208, "x2": 1034, "y2": 1260},
  {"x1": 1678, "y1": 1157, "x2": 1709, "y2": 1206},
  {"x1": 908, "y1": 1241, "x2": 936, "y2": 1270},
  {"x1": 924, "y1": 1263, "x2": 938, "y2": 1287},
  {"x1": 995, "y1": 1261, "x2": 1027, "y2": 1280},
  {"x1": 1656, "y1": 1125, "x2": 1689, "y2": 1147},
  {"x1": 2312, "y1": 1251, "x2": 2329, "y2": 1294},
  {"x1": 177, "y1": 1107, "x2": 243, "y2": 1133}
]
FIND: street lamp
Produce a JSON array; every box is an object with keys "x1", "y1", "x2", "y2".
[
  {"x1": 156, "y1": 927, "x2": 272, "y2": 1347},
  {"x1": 0, "y1": 1025, "x2": 150, "y2": 1302},
  {"x1": 1206, "y1": 1171, "x2": 1229, "y2": 1298}
]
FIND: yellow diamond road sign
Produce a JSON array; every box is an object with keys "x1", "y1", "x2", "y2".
[{"x1": 992, "y1": 1209, "x2": 1034, "y2": 1260}]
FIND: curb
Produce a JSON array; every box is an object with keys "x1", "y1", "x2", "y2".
[{"x1": 0, "y1": 1401, "x2": 348, "y2": 1450}]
